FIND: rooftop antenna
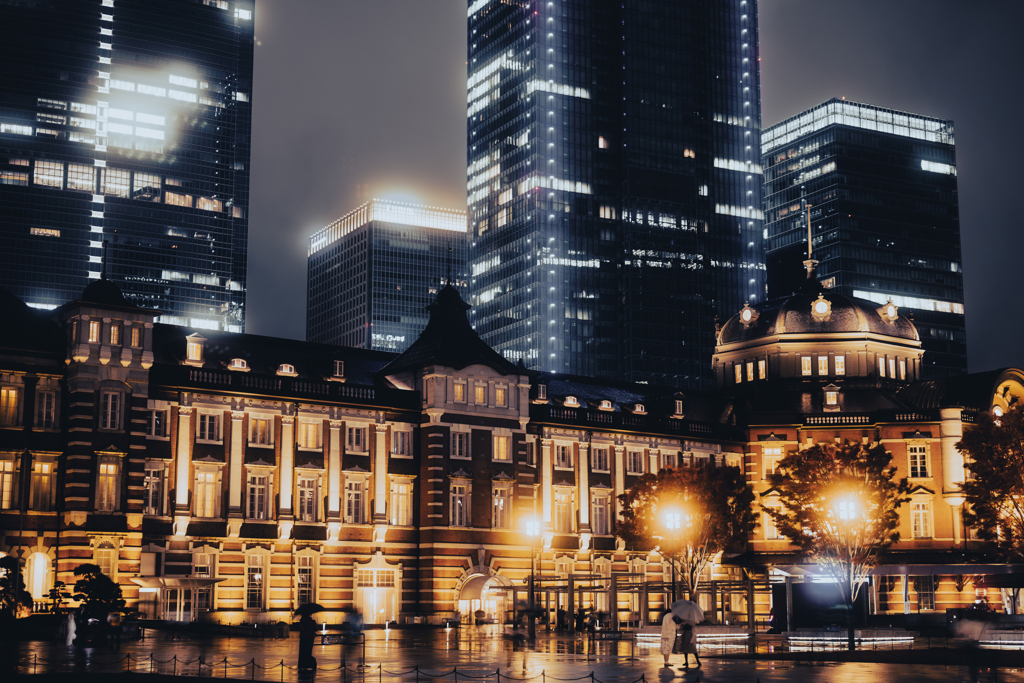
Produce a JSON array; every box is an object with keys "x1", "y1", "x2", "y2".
[
  {"x1": 801, "y1": 186, "x2": 817, "y2": 279},
  {"x1": 101, "y1": 239, "x2": 109, "y2": 281}
]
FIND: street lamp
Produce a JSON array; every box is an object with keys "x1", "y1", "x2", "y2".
[
  {"x1": 525, "y1": 517, "x2": 541, "y2": 641},
  {"x1": 662, "y1": 507, "x2": 684, "y2": 603}
]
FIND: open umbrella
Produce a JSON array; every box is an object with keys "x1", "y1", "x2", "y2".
[
  {"x1": 670, "y1": 599, "x2": 704, "y2": 624},
  {"x1": 294, "y1": 603, "x2": 326, "y2": 618}
]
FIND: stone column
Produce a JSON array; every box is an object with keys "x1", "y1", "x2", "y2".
[
  {"x1": 373, "y1": 423, "x2": 388, "y2": 523},
  {"x1": 326, "y1": 420, "x2": 342, "y2": 540},
  {"x1": 540, "y1": 438, "x2": 553, "y2": 526},
  {"x1": 172, "y1": 407, "x2": 193, "y2": 535},
  {"x1": 940, "y1": 407, "x2": 965, "y2": 545},
  {"x1": 613, "y1": 446, "x2": 625, "y2": 522},
  {"x1": 227, "y1": 410, "x2": 245, "y2": 537},
  {"x1": 578, "y1": 441, "x2": 591, "y2": 551},
  {"x1": 278, "y1": 415, "x2": 295, "y2": 540}
]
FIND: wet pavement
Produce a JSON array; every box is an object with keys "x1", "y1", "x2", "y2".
[{"x1": 12, "y1": 625, "x2": 1024, "y2": 682}]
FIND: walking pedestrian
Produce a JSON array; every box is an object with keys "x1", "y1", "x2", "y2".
[
  {"x1": 298, "y1": 614, "x2": 317, "y2": 671},
  {"x1": 678, "y1": 622, "x2": 701, "y2": 669},
  {"x1": 660, "y1": 612, "x2": 682, "y2": 667}
]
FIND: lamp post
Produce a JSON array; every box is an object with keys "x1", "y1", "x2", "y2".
[
  {"x1": 525, "y1": 517, "x2": 541, "y2": 641},
  {"x1": 663, "y1": 508, "x2": 683, "y2": 604},
  {"x1": 832, "y1": 493, "x2": 859, "y2": 651}
]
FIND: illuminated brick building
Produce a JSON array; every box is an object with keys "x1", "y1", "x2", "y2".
[{"x1": 1, "y1": 266, "x2": 1020, "y2": 626}]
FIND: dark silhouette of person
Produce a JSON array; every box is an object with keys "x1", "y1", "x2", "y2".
[{"x1": 298, "y1": 615, "x2": 317, "y2": 671}]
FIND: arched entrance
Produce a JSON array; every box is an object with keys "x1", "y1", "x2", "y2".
[
  {"x1": 456, "y1": 573, "x2": 511, "y2": 624},
  {"x1": 353, "y1": 552, "x2": 402, "y2": 625},
  {"x1": 25, "y1": 552, "x2": 52, "y2": 605}
]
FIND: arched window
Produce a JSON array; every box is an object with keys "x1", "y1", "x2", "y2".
[{"x1": 25, "y1": 552, "x2": 52, "y2": 601}]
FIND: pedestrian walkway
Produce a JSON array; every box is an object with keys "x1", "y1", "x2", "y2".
[{"x1": 11, "y1": 627, "x2": 1024, "y2": 682}]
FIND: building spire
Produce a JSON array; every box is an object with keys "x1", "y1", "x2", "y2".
[{"x1": 801, "y1": 187, "x2": 818, "y2": 279}]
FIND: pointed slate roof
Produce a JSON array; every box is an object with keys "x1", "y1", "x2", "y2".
[{"x1": 381, "y1": 284, "x2": 518, "y2": 376}]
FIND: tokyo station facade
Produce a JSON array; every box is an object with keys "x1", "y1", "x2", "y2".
[{"x1": 1, "y1": 269, "x2": 1022, "y2": 628}]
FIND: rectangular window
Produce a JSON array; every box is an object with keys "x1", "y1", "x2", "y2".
[
  {"x1": 101, "y1": 167, "x2": 130, "y2": 197},
  {"x1": 495, "y1": 386, "x2": 507, "y2": 406},
  {"x1": 818, "y1": 356, "x2": 829, "y2": 375},
  {"x1": 0, "y1": 170, "x2": 29, "y2": 185},
  {"x1": 801, "y1": 356, "x2": 812, "y2": 376},
  {"x1": 0, "y1": 460, "x2": 18, "y2": 509},
  {"x1": 165, "y1": 191, "x2": 193, "y2": 207},
  {"x1": 835, "y1": 356, "x2": 846, "y2": 375},
  {"x1": 109, "y1": 325, "x2": 120, "y2": 346},
  {"x1": 246, "y1": 556, "x2": 263, "y2": 610},
  {"x1": 195, "y1": 470, "x2": 218, "y2": 518},
  {"x1": 298, "y1": 421, "x2": 320, "y2": 449},
  {"x1": 899, "y1": 359, "x2": 907, "y2": 380},
  {"x1": 96, "y1": 549, "x2": 115, "y2": 578},
  {"x1": 734, "y1": 365, "x2": 743, "y2": 383},
  {"x1": 133, "y1": 172, "x2": 161, "y2": 200},
  {"x1": 555, "y1": 444, "x2": 571, "y2": 468},
  {"x1": 187, "y1": 340, "x2": 202, "y2": 360},
  {"x1": 148, "y1": 410, "x2": 166, "y2": 437},
  {"x1": 297, "y1": 556, "x2": 314, "y2": 606},
  {"x1": 67, "y1": 163, "x2": 96, "y2": 192},
  {"x1": 764, "y1": 506, "x2": 783, "y2": 539},
  {"x1": 34, "y1": 390, "x2": 54, "y2": 429},
  {"x1": 591, "y1": 495, "x2": 610, "y2": 535},
  {"x1": 347, "y1": 426, "x2": 366, "y2": 451},
  {"x1": 453, "y1": 382, "x2": 466, "y2": 402},
  {"x1": 297, "y1": 477, "x2": 318, "y2": 522},
  {"x1": 825, "y1": 390, "x2": 839, "y2": 406},
  {"x1": 450, "y1": 484, "x2": 469, "y2": 527},
  {"x1": 758, "y1": 359, "x2": 767, "y2": 380},
  {"x1": 131, "y1": 327, "x2": 141, "y2": 347},
  {"x1": 474, "y1": 384, "x2": 486, "y2": 404},
  {"x1": 909, "y1": 444, "x2": 929, "y2": 478},
  {"x1": 492, "y1": 486, "x2": 510, "y2": 528},
  {"x1": 916, "y1": 575, "x2": 935, "y2": 611},
  {"x1": 31, "y1": 461, "x2": 53, "y2": 510},
  {"x1": 144, "y1": 463, "x2": 164, "y2": 516},
  {"x1": 592, "y1": 447, "x2": 609, "y2": 471},
  {"x1": 912, "y1": 501, "x2": 932, "y2": 538},
  {"x1": 33, "y1": 160, "x2": 63, "y2": 188},
  {"x1": 492, "y1": 435, "x2": 511, "y2": 461},
  {"x1": 889, "y1": 358, "x2": 897, "y2": 379},
  {"x1": 764, "y1": 446, "x2": 783, "y2": 479},
  {"x1": 97, "y1": 457, "x2": 118, "y2": 512},
  {"x1": 746, "y1": 361, "x2": 754, "y2": 382},
  {"x1": 247, "y1": 473, "x2": 270, "y2": 520},
  {"x1": 250, "y1": 418, "x2": 272, "y2": 445},
  {"x1": 345, "y1": 480, "x2": 364, "y2": 524},
  {"x1": 878, "y1": 357, "x2": 886, "y2": 377},
  {"x1": 197, "y1": 196, "x2": 224, "y2": 211},
  {"x1": 0, "y1": 387, "x2": 19, "y2": 426},
  {"x1": 627, "y1": 450, "x2": 643, "y2": 474},
  {"x1": 89, "y1": 320, "x2": 101, "y2": 343},
  {"x1": 100, "y1": 391, "x2": 121, "y2": 430},
  {"x1": 198, "y1": 413, "x2": 219, "y2": 441},
  {"x1": 390, "y1": 480, "x2": 413, "y2": 526},
  {"x1": 391, "y1": 430, "x2": 411, "y2": 456},
  {"x1": 452, "y1": 432, "x2": 469, "y2": 459},
  {"x1": 554, "y1": 490, "x2": 573, "y2": 533}
]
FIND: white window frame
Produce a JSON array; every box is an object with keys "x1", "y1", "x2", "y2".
[
  {"x1": 0, "y1": 457, "x2": 19, "y2": 510},
  {"x1": 452, "y1": 430, "x2": 470, "y2": 460},
  {"x1": 835, "y1": 355, "x2": 845, "y2": 375},
  {"x1": 911, "y1": 499, "x2": 933, "y2": 538},
  {"x1": 31, "y1": 459, "x2": 54, "y2": 511},
  {"x1": 197, "y1": 412, "x2": 220, "y2": 442},
  {"x1": 100, "y1": 390, "x2": 121, "y2": 430},
  {"x1": 555, "y1": 443, "x2": 571, "y2": 468},
  {"x1": 96, "y1": 455, "x2": 120, "y2": 512},
  {"x1": 474, "y1": 383, "x2": 487, "y2": 405},
  {"x1": 453, "y1": 381, "x2": 466, "y2": 403},
  {"x1": 554, "y1": 488, "x2": 574, "y2": 533},
  {"x1": 495, "y1": 386, "x2": 507, "y2": 407},
  {"x1": 734, "y1": 365, "x2": 743, "y2": 383},
  {"x1": 36, "y1": 390, "x2": 56, "y2": 429},
  {"x1": 297, "y1": 420, "x2": 321, "y2": 450},
  {"x1": 143, "y1": 461, "x2": 165, "y2": 516},
  {"x1": 626, "y1": 450, "x2": 644, "y2": 475},
  {"x1": 246, "y1": 470, "x2": 272, "y2": 520},
  {"x1": 344, "y1": 477, "x2": 366, "y2": 524},
  {"x1": 763, "y1": 446, "x2": 783, "y2": 479},
  {"x1": 246, "y1": 554, "x2": 265, "y2": 611},
  {"x1": 592, "y1": 447, "x2": 610, "y2": 472},
  {"x1": 492, "y1": 484, "x2": 510, "y2": 529},
  {"x1": 758, "y1": 359, "x2": 767, "y2": 379},
  {"x1": 492, "y1": 434, "x2": 511, "y2": 462},
  {"x1": 908, "y1": 443, "x2": 930, "y2": 478},
  {"x1": 249, "y1": 416, "x2": 273, "y2": 446},
  {"x1": 762, "y1": 500, "x2": 783, "y2": 539},
  {"x1": 148, "y1": 409, "x2": 168, "y2": 438},
  {"x1": 390, "y1": 478, "x2": 413, "y2": 526},
  {"x1": 347, "y1": 425, "x2": 367, "y2": 453},
  {"x1": 801, "y1": 356, "x2": 812, "y2": 376},
  {"x1": 591, "y1": 493, "x2": 610, "y2": 535},
  {"x1": 818, "y1": 356, "x2": 829, "y2": 376},
  {"x1": 194, "y1": 467, "x2": 221, "y2": 518},
  {"x1": 296, "y1": 474, "x2": 320, "y2": 523},
  {"x1": 297, "y1": 554, "x2": 316, "y2": 606},
  {"x1": 391, "y1": 429, "x2": 412, "y2": 457},
  {"x1": 1, "y1": 387, "x2": 21, "y2": 428},
  {"x1": 450, "y1": 481, "x2": 470, "y2": 527}
]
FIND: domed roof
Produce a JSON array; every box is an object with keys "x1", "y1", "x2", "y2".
[
  {"x1": 719, "y1": 285, "x2": 919, "y2": 346},
  {"x1": 80, "y1": 276, "x2": 131, "y2": 308}
]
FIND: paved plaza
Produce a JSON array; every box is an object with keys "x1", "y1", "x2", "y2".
[{"x1": 11, "y1": 626, "x2": 1024, "y2": 683}]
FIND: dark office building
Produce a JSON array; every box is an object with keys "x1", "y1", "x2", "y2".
[
  {"x1": 306, "y1": 200, "x2": 468, "y2": 352},
  {"x1": 466, "y1": 0, "x2": 764, "y2": 387},
  {"x1": 0, "y1": 0, "x2": 254, "y2": 332},
  {"x1": 761, "y1": 99, "x2": 966, "y2": 377}
]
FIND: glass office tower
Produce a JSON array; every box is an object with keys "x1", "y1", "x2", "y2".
[
  {"x1": 466, "y1": 0, "x2": 764, "y2": 387},
  {"x1": 0, "y1": 0, "x2": 253, "y2": 332},
  {"x1": 761, "y1": 99, "x2": 966, "y2": 378},
  {"x1": 307, "y1": 200, "x2": 468, "y2": 352}
]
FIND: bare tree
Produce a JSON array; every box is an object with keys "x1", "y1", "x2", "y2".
[{"x1": 766, "y1": 442, "x2": 910, "y2": 650}]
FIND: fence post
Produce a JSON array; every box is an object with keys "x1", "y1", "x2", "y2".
[
  {"x1": 542, "y1": 669, "x2": 546, "y2": 683},
  {"x1": 251, "y1": 659, "x2": 255, "y2": 681},
  {"x1": 415, "y1": 666, "x2": 418, "y2": 683},
  {"x1": 173, "y1": 655, "x2": 177, "y2": 676},
  {"x1": 151, "y1": 653, "x2": 154, "y2": 674},
  {"x1": 281, "y1": 659, "x2": 285, "y2": 683},
  {"x1": 34, "y1": 653, "x2": 37, "y2": 675},
  {"x1": 454, "y1": 666, "x2": 458, "y2": 683},
  {"x1": 126, "y1": 653, "x2": 131, "y2": 672},
  {"x1": 495, "y1": 668, "x2": 500, "y2": 683}
]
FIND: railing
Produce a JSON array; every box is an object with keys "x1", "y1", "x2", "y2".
[
  {"x1": 532, "y1": 405, "x2": 744, "y2": 440},
  {"x1": 149, "y1": 365, "x2": 418, "y2": 410}
]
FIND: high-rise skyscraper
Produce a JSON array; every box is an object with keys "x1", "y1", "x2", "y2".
[
  {"x1": 306, "y1": 200, "x2": 467, "y2": 351},
  {"x1": 761, "y1": 99, "x2": 966, "y2": 378},
  {"x1": 0, "y1": 0, "x2": 253, "y2": 332},
  {"x1": 466, "y1": 0, "x2": 764, "y2": 387}
]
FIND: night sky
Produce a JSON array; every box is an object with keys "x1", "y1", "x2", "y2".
[{"x1": 246, "y1": 0, "x2": 1024, "y2": 374}]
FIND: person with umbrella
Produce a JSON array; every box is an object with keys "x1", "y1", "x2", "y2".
[
  {"x1": 660, "y1": 612, "x2": 683, "y2": 667},
  {"x1": 295, "y1": 603, "x2": 325, "y2": 671},
  {"x1": 669, "y1": 600, "x2": 704, "y2": 669}
]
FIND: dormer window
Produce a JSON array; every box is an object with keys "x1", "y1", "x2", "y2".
[
  {"x1": 565, "y1": 396, "x2": 578, "y2": 407},
  {"x1": 183, "y1": 333, "x2": 206, "y2": 366},
  {"x1": 599, "y1": 400, "x2": 613, "y2": 411},
  {"x1": 277, "y1": 363, "x2": 295, "y2": 375},
  {"x1": 537, "y1": 385, "x2": 548, "y2": 400},
  {"x1": 333, "y1": 360, "x2": 344, "y2": 377},
  {"x1": 229, "y1": 358, "x2": 247, "y2": 370},
  {"x1": 674, "y1": 399, "x2": 684, "y2": 415},
  {"x1": 633, "y1": 404, "x2": 646, "y2": 414},
  {"x1": 823, "y1": 383, "x2": 841, "y2": 412}
]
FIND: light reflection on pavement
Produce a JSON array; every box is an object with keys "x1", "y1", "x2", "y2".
[{"x1": 12, "y1": 625, "x2": 1024, "y2": 682}]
